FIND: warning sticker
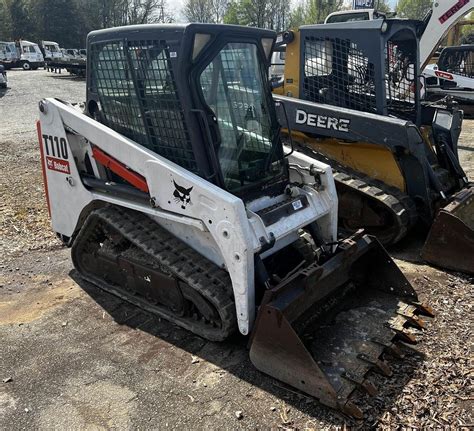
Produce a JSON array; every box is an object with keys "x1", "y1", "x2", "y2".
[{"x1": 46, "y1": 156, "x2": 70, "y2": 174}]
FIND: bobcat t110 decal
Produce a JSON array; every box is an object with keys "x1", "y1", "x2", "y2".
[{"x1": 41, "y1": 134, "x2": 70, "y2": 174}]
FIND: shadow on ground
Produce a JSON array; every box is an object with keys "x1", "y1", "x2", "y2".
[
  {"x1": 70, "y1": 269, "x2": 426, "y2": 427},
  {"x1": 47, "y1": 72, "x2": 85, "y2": 81}
]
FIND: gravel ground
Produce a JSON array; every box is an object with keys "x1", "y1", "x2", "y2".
[{"x1": 0, "y1": 69, "x2": 473, "y2": 430}]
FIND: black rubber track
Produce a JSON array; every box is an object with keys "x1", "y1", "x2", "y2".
[
  {"x1": 71, "y1": 205, "x2": 237, "y2": 341},
  {"x1": 293, "y1": 143, "x2": 418, "y2": 245}
]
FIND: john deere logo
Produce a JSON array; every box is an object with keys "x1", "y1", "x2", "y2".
[{"x1": 295, "y1": 109, "x2": 350, "y2": 133}]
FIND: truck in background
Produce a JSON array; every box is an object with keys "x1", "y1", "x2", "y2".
[
  {"x1": 0, "y1": 41, "x2": 19, "y2": 69},
  {"x1": 40, "y1": 40, "x2": 64, "y2": 62},
  {"x1": 16, "y1": 40, "x2": 44, "y2": 70}
]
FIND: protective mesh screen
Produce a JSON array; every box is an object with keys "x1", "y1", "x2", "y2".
[
  {"x1": 302, "y1": 34, "x2": 417, "y2": 121},
  {"x1": 385, "y1": 39, "x2": 416, "y2": 120},
  {"x1": 440, "y1": 48, "x2": 474, "y2": 78},
  {"x1": 303, "y1": 37, "x2": 377, "y2": 113},
  {"x1": 90, "y1": 40, "x2": 197, "y2": 173}
]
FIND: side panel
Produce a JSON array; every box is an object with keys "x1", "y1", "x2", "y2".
[{"x1": 290, "y1": 131, "x2": 406, "y2": 191}]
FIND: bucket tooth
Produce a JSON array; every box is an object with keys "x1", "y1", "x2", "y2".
[
  {"x1": 385, "y1": 342, "x2": 405, "y2": 359},
  {"x1": 388, "y1": 315, "x2": 419, "y2": 344},
  {"x1": 342, "y1": 372, "x2": 378, "y2": 396},
  {"x1": 357, "y1": 354, "x2": 392, "y2": 377},
  {"x1": 338, "y1": 400, "x2": 364, "y2": 420},
  {"x1": 397, "y1": 306, "x2": 426, "y2": 329},
  {"x1": 371, "y1": 337, "x2": 405, "y2": 359},
  {"x1": 390, "y1": 327, "x2": 418, "y2": 345},
  {"x1": 411, "y1": 301, "x2": 435, "y2": 318}
]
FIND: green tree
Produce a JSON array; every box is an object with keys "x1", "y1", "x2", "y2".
[
  {"x1": 183, "y1": 0, "x2": 215, "y2": 22},
  {"x1": 396, "y1": 0, "x2": 431, "y2": 20},
  {"x1": 33, "y1": 0, "x2": 83, "y2": 47},
  {"x1": 223, "y1": 0, "x2": 239, "y2": 24},
  {"x1": 7, "y1": 0, "x2": 35, "y2": 40},
  {"x1": 223, "y1": 0, "x2": 289, "y2": 30},
  {"x1": 288, "y1": 0, "x2": 343, "y2": 27},
  {"x1": 289, "y1": 2, "x2": 306, "y2": 28},
  {"x1": 376, "y1": 0, "x2": 391, "y2": 13},
  {"x1": 0, "y1": 0, "x2": 11, "y2": 40}
]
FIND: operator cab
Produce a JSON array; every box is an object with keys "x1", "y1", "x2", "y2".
[{"x1": 86, "y1": 24, "x2": 288, "y2": 200}]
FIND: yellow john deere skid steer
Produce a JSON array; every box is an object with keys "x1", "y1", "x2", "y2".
[
  {"x1": 272, "y1": 19, "x2": 473, "y2": 274},
  {"x1": 38, "y1": 23, "x2": 433, "y2": 418}
]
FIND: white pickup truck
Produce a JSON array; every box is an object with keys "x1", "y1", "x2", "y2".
[{"x1": 16, "y1": 40, "x2": 45, "y2": 70}]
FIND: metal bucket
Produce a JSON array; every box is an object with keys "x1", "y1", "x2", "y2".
[
  {"x1": 422, "y1": 186, "x2": 474, "y2": 274},
  {"x1": 249, "y1": 232, "x2": 433, "y2": 418}
]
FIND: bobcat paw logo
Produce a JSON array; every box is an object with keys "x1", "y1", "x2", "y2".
[{"x1": 173, "y1": 180, "x2": 193, "y2": 209}]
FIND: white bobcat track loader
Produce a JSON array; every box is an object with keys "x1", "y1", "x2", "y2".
[{"x1": 38, "y1": 23, "x2": 433, "y2": 418}]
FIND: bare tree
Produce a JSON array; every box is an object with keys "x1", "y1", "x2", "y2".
[
  {"x1": 210, "y1": 0, "x2": 228, "y2": 22},
  {"x1": 183, "y1": 0, "x2": 214, "y2": 22}
]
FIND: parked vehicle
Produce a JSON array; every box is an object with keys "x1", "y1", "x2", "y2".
[
  {"x1": 47, "y1": 47, "x2": 86, "y2": 77},
  {"x1": 423, "y1": 45, "x2": 474, "y2": 103},
  {"x1": 0, "y1": 41, "x2": 19, "y2": 69},
  {"x1": 65, "y1": 48, "x2": 82, "y2": 60},
  {"x1": 40, "y1": 40, "x2": 64, "y2": 62},
  {"x1": 0, "y1": 64, "x2": 7, "y2": 88},
  {"x1": 324, "y1": 8, "x2": 385, "y2": 23},
  {"x1": 16, "y1": 40, "x2": 44, "y2": 70}
]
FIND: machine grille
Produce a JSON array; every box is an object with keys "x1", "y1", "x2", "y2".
[
  {"x1": 302, "y1": 32, "x2": 417, "y2": 122},
  {"x1": 385, "y1": 39, "x2": 417, "y2": 120},
  {"x1": 90, "y1": 40, "x2": 198, "y2": 173},
  {"x1": 303, "y1": 37, "x2": 377, "y2": 114}
]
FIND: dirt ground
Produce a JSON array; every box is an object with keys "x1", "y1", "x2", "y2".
[{"x1": 0, "y1": 69, "x2": 473, "y2": 430}]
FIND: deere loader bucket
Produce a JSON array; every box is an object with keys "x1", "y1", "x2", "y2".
[
  {"x1": 421, "y1": 187, "x2": 474, "y2": 274},
  {"x1": 249, "y1": 232, "x2": 434, "y2": 418}
]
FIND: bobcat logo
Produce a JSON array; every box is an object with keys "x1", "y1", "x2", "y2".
[{"x1": 173, "y1": 180, "x2": 193, "y2": 209}]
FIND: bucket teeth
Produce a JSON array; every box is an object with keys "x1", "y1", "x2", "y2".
[
  {"x1": 387, "y1": 315, "x2": 418, "y2": 344},
  {"x1": 371, "y1": 337, "x2": 405, "y2": 359},
  {"x1": 357, "y1": 353, "x2": 392, "y2": 377},
  {"x1": 339, "y1": 400, "x2": 364, "y2": 420},
  {"x1": 411, "y1": 301, "x2": 435, "y2": 318},
  {"x1": 397, "y1": 306, "x2": 426, "y2": 329},
  {"x1": 385, "y1": 342, "x2": 405, "y2": 359},
  {"x1": 342, "y1": 372, "x2": 378, "y2": 396}
]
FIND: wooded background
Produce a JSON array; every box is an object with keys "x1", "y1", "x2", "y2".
[{"x1": 0, "y1": 0, "x2": 439, "y2": 48}]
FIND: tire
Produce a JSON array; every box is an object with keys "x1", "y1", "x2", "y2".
[
  {"x1": 0, "y1": 84, "x2": 7, "y2": 89},
  {"x1": 22, "y1": 61, "x2": 31, "y2": 70}
]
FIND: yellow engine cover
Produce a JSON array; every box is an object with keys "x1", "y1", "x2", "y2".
[{"x1": 291, "y1": 131, "x2": 406, "y2": 192}]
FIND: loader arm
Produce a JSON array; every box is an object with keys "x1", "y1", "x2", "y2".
[{"x1": 419, "y1": 0, "x2": 474, "y2": 70}]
